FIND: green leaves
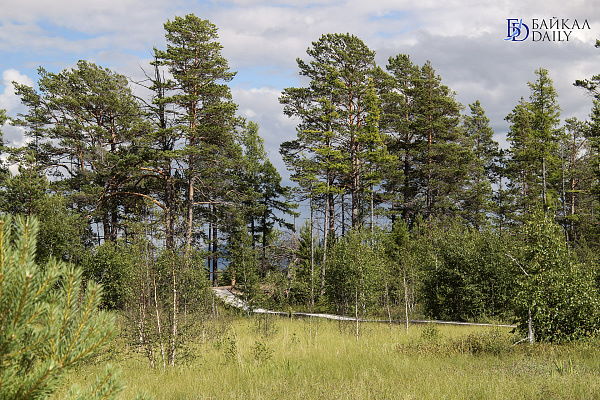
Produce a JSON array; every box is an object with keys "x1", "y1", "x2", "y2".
[
  {"x1": 513, "y1": 212, "x2": 600, "y2": 342},
  {"x1": 325, "y1": 228, "x2": 386, "y2": 315},
  {"x1": 415, "y1": 218, "x2": 516, "y2": 321}
]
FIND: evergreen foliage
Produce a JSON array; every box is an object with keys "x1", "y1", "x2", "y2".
[{"x1": 0, "y1": 216, "x2": 119, "y2": 399}]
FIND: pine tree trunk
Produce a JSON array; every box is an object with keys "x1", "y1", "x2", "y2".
[
  {"x1": 168, "y1": 255, "x2": 178, "y2": 366},
  {"x1": 321, "y1": 186, "x2": 331, "y2": 297},
  {"x1": 212, "y1": 212, "x2": 218, "y2": 286},
  {"x1": 310, "y1": 195, "x2": 315, "y2": 308},
  {"x1": 370, "y1": 184, "x2": 374, "y2": 236},
  {"x1": 403, "y1": 270, "x2": 409, "y2": 331},
  {"x1": 351, "y1": 127, "x2": 361, "y2": 227},
  {"x1": 328, "y1": 191, "x2": 335, "y2": 236},
  {"x1": 351, "y1": 167, "x2": 360, "y2": 228},
  {"x1": 402, "y1": 150, "x2": 411, "y2": 223},
  {"x1": 261, "y1": 209, "x2": 267, "y2": 275},
  {"x1": 185, "y1": 177, "x2": 194, "y2": 253},
  {"x1": 426, "y1": 123, "x2": 433, "y2": 214}
]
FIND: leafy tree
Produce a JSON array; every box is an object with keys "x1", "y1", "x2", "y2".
[
  {"x1": 325, "y1": 228, "x2": 384, "y2": 322},
  {"x1": 384, "y1": 219, "x2": 418, "y2": 328},
  {"x1": 0, "y1": 169, "x2": 88, "y2": 264},
  {"x1": 513, "y1": 212, "x2": 600, "y2": 342},
  {"x1": 226, "y1": 217, "x2": 261, "y2": 308},
  {"x1": 0, "y1": 216, "x2": 120, "y2": 399},
  {"x1": 82, "y1": 240, "x2": 135, "y2": 310},
  {"x1": 287, "y1": 220, "x2": 324, "y2": 307},
  {"x1": 415, "y1": 218, "x2": 516, "y2": 321}
]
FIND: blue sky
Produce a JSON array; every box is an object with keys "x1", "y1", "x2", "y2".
[{"x1": 1, "y1": 0, "x2": 599, "y2": 222}]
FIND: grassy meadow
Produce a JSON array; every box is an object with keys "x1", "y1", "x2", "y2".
[{"x1": 56, "y1": 315, "x2": 600, "y2": 400}]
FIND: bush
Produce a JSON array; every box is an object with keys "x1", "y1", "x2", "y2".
[
  {"x1": 416, "y1": 218, "x2": 516, "y2": 321},
  {"x1": 452, "y1": 330, "x2": 513, "y2": 355},
  {"x1": 83, "y1": 241, "x2": 135, "y2": 310}
]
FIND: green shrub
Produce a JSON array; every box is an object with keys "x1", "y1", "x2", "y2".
[
  {"x1": 420, "y1": 324, "x2": 441, "y2": 343},
  {"x1": 83, "y1": 241, "x2": 135, "y2": 310},
  {"x1": 452, "y1": 330, "x2": 513, "y2": 355},
  {"x1": 251, "y1": 340, "x2": 274, "y2": 363}
]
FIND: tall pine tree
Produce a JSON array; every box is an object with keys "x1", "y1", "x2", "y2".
[
  {"x1": 506, "y1": 68, "x2": 563, "y2": 219},
  {"x1": 461, "y1": 100, "x2": 499, "y2": 227},
  {"x1": 154, "y1": 14, "x2": 239, "y2": 252}
]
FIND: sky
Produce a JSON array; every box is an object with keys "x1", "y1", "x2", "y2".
[{"x1": 1, "y1": 0, "x2": 599, "y2": 219}]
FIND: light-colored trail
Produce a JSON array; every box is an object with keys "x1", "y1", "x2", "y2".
[{"x1": 211, "y1": 286, "x2": 517, "y2": 328}]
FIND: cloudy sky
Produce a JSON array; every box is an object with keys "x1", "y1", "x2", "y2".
[{"x1": 1, "y1": 0, "x2": 599, "y2": 191}]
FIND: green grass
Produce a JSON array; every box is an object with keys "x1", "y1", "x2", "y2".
[{"x1": 60, "y1": 316, "x2": 600, "y2": 400}]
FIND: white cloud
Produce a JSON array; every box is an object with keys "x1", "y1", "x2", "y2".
[
  {"x1": 0, "y1": 69, "x2": 34, "y2": 147},
  {"x1": 232, "y1": 86, "x2": 298, "y2": 180},
  {"x1": 0, "y1": 69, "x2": 33, "y2": 112}
]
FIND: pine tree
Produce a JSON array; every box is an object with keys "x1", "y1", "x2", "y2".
[
  {"x1": 281, "y1": 33, "x2": 389, "y2": 231},
  {"x1": 154, "y1": 14, "x2": 238, "y2": 252},
  {"x1": 0, "y1": 216, "x2": 120, "y2": 399},
  {"x1": 559, "y1": 118, "x2": 595, "y2": 242},
  {"x1": 461, "y1": 100, "x2": 499, "y2": 227},
  {"x1": 506, "y1": 68, "x2": 563, "y2": 219},
  {"x1": 574, "y1": 46, "x2": 600, "y2": 243},
  {"x1": 415, "y1": 62, "x2": 469, "y2": 217},
  {"x1": 379, "y1": 54, "x2": 419, "y2": 223},
  {"x1": 585, "y1": 101, "x2": 600, "y2": 242},
  {"x1": 382, "y1": 59, "x2": 468, "y2": 222},
  {"x1": 240, "y1": 121, "x2": 297, "y2": 275},
  {"x1": 12, "y1": 61, "x2": 149, "y2": 242}
]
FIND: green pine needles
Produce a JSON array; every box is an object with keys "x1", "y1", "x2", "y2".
[{"x1": 0, "y1": 216, "x2": 120, "y2": 399}]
